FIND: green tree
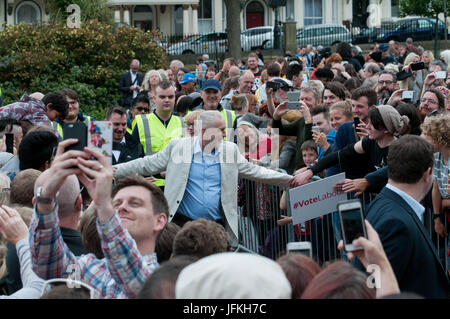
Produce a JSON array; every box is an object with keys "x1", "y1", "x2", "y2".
[
  {"x1": 45, "y1": 0, "x2": 114, "y2": 25},
  {"x1": 399, "y1": 0, "x2": 449, "y2": 54}
]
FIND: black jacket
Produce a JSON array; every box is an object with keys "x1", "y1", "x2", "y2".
[
  {"x1": 352, "y1": 187, "x2": 450, "y2": 299},
  {"x1": 112, "y1": 132, "x2": 144, "y2": 165},
  {"x1": 118, "y1": 71, "x2": 144, "y2": 108}
]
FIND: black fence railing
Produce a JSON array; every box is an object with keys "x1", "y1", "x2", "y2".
[
  {"x1": 238, "y1": 178, "x2": 448, "y2": 273},
  {"x1": 161, "y1": 19, "x2": 447, "y2": 57}
]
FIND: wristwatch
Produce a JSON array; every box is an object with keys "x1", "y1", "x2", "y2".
[
  {"x1": 35, "y1": 187, "x2": 57, "y2": 204},
  {"x1": 433, "y1": 213, "x2": 442, "y2": 221}
]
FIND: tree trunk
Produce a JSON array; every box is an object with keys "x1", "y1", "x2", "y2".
[{"x1": 224, "y1": 0, "x2": 242, "y2": 61}]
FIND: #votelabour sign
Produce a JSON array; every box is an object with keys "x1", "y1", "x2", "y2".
[{"x1": 289, "y1": 173, "x2": 347, "y2": 225}]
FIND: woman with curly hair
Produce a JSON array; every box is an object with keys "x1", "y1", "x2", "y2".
[{"x1": 421, "y1": 113, "x2": 450, "y2": 275}]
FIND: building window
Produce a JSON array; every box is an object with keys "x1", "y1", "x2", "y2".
[
  {"x1": 304, "y1": 0, "x2": 322, "y2": 26},
  {"x1": 391, "y1": 0, "x2": 399, "y2": 17},
  {"x1": 16, "y1": 1, "x2": 41, "y2": 25},
  {"x1": 286, "y1": 0, "x2": 295, "y2": 21},
  {"x1": 174, "y1": 5, "x2": 183, "y2": 36},
  {"x1": 198, "y1": 0, "x2": 213, "y2": 34}
]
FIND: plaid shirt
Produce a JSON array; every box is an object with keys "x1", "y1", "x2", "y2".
[
  {"x1": 30, "y1": 204, "x2": 158, "y2": 299},
  {"x1": 0, "y1": 94, "x2": 51, "y2": 127}
]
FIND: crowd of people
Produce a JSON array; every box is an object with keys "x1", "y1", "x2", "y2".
[{"x1": 0, "y1": 37, "x2": 449, "y2": 299}]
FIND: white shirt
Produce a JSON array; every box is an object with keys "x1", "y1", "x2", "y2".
[
  {"x1": 112, "y1": 137, "x2": 126, "y2": 162},
  {"x1": 385, "y1": 183, "x2": 425, "y2": 223},
  {"x1": 130, "y1": 69, "x2": 138, "y2": 99}
]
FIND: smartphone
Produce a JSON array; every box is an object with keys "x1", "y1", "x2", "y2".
[
  {"x1": 5, "y1": 133, "x2": 14, "y2": 154},
  {"x1": 287, "y1": 90, "x2": 301, "y2": 102},
  {"x1": 286, "y1": 241, "x2": 312, "y2": 257},
  {"x1": 402, "y1": 90, "x2": 414, "y2": 100},
  {"x1": 337, "y1": 199, "x2": 367, "y2": 252},
  {"x1": 62, "y1": 122, "x2": 87, "y2": 152},
  {"x1": 302, "y1": 74, "x2": 309, "y2": 82},
  {"x1": 286, "y1": 101, "x2": 301, "y2": 110},
  {"x1": 435, "y1": 71, "x2": 447, "y2": 79},
  {"x1": 88, "y1": 121, "x2": 113, "y2": 165},
  {"x1": 266, "y1": 81, "x2": 280, "y2": 90},
  {"x1": 410, "y1": 61, "x2": 425, "y2": 71},
  {"x1": 353, "y1": 116, "x2": 360, "y2": 128}
]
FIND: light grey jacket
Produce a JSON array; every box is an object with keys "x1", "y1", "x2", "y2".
[{"x1": 115, "y1": 137, "x2": 292, "y2": 245}]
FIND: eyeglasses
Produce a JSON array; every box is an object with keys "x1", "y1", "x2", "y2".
[
  {"x1": 186, "y1": 122, "x2": 195, "y2": 127},
  {"x1": 420, "y1": 98, "x2": 438, "y2": 105},
  {"x1": 378, "y1": 80, "x2": 393, "y2": 85},
  {"x1": 41, "y1": 278, "x2": 98, "y2": 299},
  {"x1": 136, "y1": 107, "x2": 150, "y2": 112}
]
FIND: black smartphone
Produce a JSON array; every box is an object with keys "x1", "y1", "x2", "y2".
[
  {"x1": 410, "y1": 61, "x2": 425, "y2": 71},
  {"x1": 396, "y1": 69, "x2": 412, "y2": 81},
  {"x1": 266, "y1": 81, "x2": 280, "y2": 90},
  {"x1": 62, "y1": 122, "x2": 87, "y2": 152},
  {"x1": 353, "y1": 116, "x2": 360, "y2": 128},
  {"x1": 337, "y1": 199, "x2": 367, "y2": 252},
  {"x1": 5, "y1": 133, "x2": 14, "y2": 154}
]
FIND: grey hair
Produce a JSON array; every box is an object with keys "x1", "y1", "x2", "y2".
[
  {"x1": 302, "y1": 84, "x2": 322, "y2": 101},
  {"x1": 142, "y1": 70, "x2": 162, "y2": 91},
  {"x1": 365, "y1": 62, "x2": 380, "y2": 75},
  {"x1": 170, "y1": 59, "x2": 184, "y2": 69},
  {"x1": 379, "y1": 69, "x2": 397, "y2": 83},
  {"x1": 157, "y1": 69, "x2": 169, "y2": 81},
  {"x1": 196, "y1": 110, "x2": 223, "y2": 131},
  {"x1": 431, "y1": 59, "x2": 447, "y2": 72}
]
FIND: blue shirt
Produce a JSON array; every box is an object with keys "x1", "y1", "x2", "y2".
[
  {"x1": 178, "y1": 139, "x2": 222, "y2": 221},
  {"x1": 318, "y1": 129, "x2": 336, "y2": 160},
  {"x1": 386, "y1": 183, "x2": 425, "y2": 223}
]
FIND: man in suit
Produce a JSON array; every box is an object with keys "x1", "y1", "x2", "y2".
[
  {"x1": 114, "y1": 110, "x2": 297, "y2": 246},
  {"x1": 352, "y1": 135, "x2": 450, "y2": 298},
  {"x1": 106, "y1": 105, "x2": 144, "y2": 165},
  {"x1": 118, "y1": 59, "x2": 144, "y2": 109}
]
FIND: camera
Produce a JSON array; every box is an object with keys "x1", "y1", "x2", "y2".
[
  {"x1": 410, "y1": 61, "x2": 425, "y2": 71},
  {"x1": 266, "y1": 81, "x2": 281, "y2": 91}
]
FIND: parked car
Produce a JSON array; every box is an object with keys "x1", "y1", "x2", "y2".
[
  {"x1": 352, "y1": 23, "x2": 395, "y2": 44},
  {"x1": 166, "y1": 32, "x2": 228, "y2": 55},
  {"x1": 241, "y1": 26, "x2": 282, "y2": 51},
  {"x1": 376, "y1": 17, "x2": 446, "y2": 43},
  {"x1": 296, "y1": 24, "x2": 352, "y2": 47}
]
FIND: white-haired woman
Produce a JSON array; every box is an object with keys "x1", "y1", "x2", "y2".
[{"x1": 140, "y1": 70, "x2": 161, "y2": 111}]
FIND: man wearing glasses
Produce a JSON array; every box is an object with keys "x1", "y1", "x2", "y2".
[
  {"x1": 376, "y1": 70, "x2": 397, "y2": 105},
  {"x1": 127, "y1": 93, "x2": 151, "y2": 135},
  {"x1": 106, "y1": 106, "x2": 144, "y2": 165},
  {"x1": 418, "y1": 88, "x2": 447, "y2": 122}
]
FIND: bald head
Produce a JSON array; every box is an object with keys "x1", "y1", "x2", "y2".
[
  {"x1": 238, "y1": 70, "x2": 255, "y2": 94},
  {"x1": 30, "y1": 92, "x2": 44, "y2": 100},
  {"x1": 130, "y1": 59, "x2": 140, "y2": 74},
  {"x1": 35, "y1": 172, "x2": 81, "y2": 219},
  {"x1": 228, "y1": 66, "x2": 241, "y2": 78}
]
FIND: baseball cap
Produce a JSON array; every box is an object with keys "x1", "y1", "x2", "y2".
[
  {"x1": 201, "y1": 79, "x2": 221, "y2": 92},
  {"x1": 379, "y1": 43, "x2": 389, "y2": 52},
  {"x1": 180, "y1": 72, "x2": 196, "y2": 84}
]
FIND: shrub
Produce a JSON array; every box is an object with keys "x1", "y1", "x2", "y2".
[{"x1": 0, "y1": 21, "x2": 166, "y2": 119}]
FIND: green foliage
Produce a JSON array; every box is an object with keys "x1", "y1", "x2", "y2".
[
  {"x1": 45, "y1": 0, "x2": 114, "y2": 25},
  {"x1": 399, "y1": 0, "x2": 450, "y2": 18},
  {"x1": 0, "y1": 21, "x2": 167, "y2": 119}
]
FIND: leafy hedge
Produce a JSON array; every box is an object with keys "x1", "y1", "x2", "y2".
[{"x1": 0, "y1": 21, "x2": 166, "y2": 119}]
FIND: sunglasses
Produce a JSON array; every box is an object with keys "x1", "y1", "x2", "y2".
[{"x1": 136, "y1": 107, "x2": 150, "y2": 112}]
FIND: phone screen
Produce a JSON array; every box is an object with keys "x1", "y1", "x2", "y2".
[
  {"x1": 341, "y1": 208, "x2": 365, "y2": 245},
  {"x1": 5, "y1": 133, "x2": 14, "y2": 154},
  {"x1": 353, "y1": 117, "x2": 360, "y2": 128},
  {"x1": 62, "y1": 122, "x2": 87, "y2": 152}
]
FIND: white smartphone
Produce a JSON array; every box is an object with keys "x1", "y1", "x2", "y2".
[
  {"x1": 286, "y1": 101, "x2": 301, "y2": 110},
  {"x1": 401, "y1": 90, "x2": 414, "y2": 100},
  {"x1": 435, "y1": 71, "x2": 447, "y2": 79},
  {"x1": 337, "y1": 199, "x2": 367, "y2": 252},
  {"x1": 287, "y1": 90, "x2": 301, "y2": 101},
  {"x1": 286, "y1": 241, "x2": 312, "y2": 257},
  {"x1": 88, "y1": 121, "x2": 113, "y2": 165}
]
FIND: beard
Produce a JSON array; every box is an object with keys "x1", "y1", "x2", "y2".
[{"x1": 65, "y1": 113, "x2": 78, "y2": 121}]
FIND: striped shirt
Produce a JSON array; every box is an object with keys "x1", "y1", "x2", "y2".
[{"x1": 29, "y1": 204, "x2": 158, "y2": 299}]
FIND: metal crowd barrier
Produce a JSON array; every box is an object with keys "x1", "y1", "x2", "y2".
[{"x1": 237, "y1": 178, "x2": 449, "y2": 272}]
